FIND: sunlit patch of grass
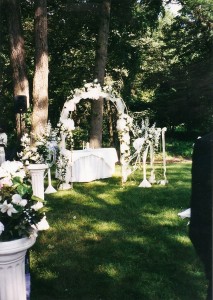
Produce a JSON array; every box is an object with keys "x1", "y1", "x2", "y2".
[
  {"x1": 96, "y1": 263, "x2": 120, "y2": 279},
  {"x1": 175, "y1": 234, "x2": 192, "y2": 246},
  {"x1": 157, "y1": 209, "x2": 182, "y2": 222},
  {"x1": 92, "y1": 221, "x2": 123, "y2": 233},
  {"x1": 35, "y1": 269, "x2": 58, "y2": 281},
  {"x1": 125, "y1": 235, "x2": 150, "y2": 244}
]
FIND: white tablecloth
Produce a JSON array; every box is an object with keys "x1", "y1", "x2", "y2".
[{"x1": 60, "y1": 148, "x2": 118, "y2": 182}]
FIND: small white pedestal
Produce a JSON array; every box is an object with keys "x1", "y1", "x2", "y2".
[{"x1": 27, "y1": 164, "x2": 48, "y2": 199}]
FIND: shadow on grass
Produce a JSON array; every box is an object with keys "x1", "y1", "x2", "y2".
[{"x1": 31, "y1": 163, "x2": 207, "y2": 300}]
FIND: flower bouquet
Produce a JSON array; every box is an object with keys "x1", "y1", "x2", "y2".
[
  {"x1": 0, "y1": 160, "x2": 49, "y2": 242},
  {"x1": 18, "y1": 121, "x2": 59, "y2": 167}
]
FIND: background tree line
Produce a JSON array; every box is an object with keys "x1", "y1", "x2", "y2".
[{"x1": 0, "y1": 0, "x2": 212, "y2": 154}]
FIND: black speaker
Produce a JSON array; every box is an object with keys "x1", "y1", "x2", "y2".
[{"x1": 14, "y1": 95, "x2": 27, "y2": 113}]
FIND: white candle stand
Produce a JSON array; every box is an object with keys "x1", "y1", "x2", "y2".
[
  {"x1": 139, "y1": 145, "x2": 152, "y2": 188},
  {"x1": 45, "y1": 168, "x2": 57, "y2": 194},
  {"x1": 158, "y1": 127, "x2": 168, "y2": 185},
  {"x1": 149, "y1": 144, "x2": 156, "y2": 184}
]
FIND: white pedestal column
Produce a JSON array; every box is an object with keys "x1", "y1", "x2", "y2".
[
  {"x1": 0, "y1": 236, "x2": 36, "y2": 300},
  {"x1": 27, "y1": 164, "x2": 48, "y2": 199}
]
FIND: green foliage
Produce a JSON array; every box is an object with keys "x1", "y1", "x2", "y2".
[
  {"x1": 30, "y1": 163, "x2": 207, "y2": 299},
  {"x1": 166, "y1": 138, "x2": 194, "y2": 159},
  {"x1": 142, "y1": 6, "x2": 213, "y2": 132},
  {"x1": 0, "y1": 0, "x2": 212, "y2": 143}
]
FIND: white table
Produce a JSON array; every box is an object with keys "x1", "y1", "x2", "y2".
[{"x1": 60, "y1": 148, "x2": 118, "y2": 182}]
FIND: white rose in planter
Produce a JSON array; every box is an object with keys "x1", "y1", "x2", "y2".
[
  {"x1": 0, "y1": 168, "x2": 8, "y2": 178},
  {"x1": 0, "y1": 177, "x2": 13, "y2": 187},
  {"x1": 1, "y1": 161, "x2": 23, "y2": 176}
]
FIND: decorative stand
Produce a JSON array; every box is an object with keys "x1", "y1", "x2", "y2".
[
  {"x1": 139, "y1": 145, "x2": 152, "y2": 188},
  {"x1": 27, "y1": 164, "x2": 48, "y2": 199},
  {"x1": 0, "y1": 236, "x2": 36, "y2": 300},
  {"x1": 159, "y1": 127, "x2": 168, "y2": 185},
  {"x1": 149, "y1": 144, "x2": 156, "y2": 184},
  {"x1": 45, "y1": 168, "x2": 57, "y2": 194}
]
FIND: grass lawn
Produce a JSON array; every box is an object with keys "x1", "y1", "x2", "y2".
[{"x1": 30, "y1": 162, "x2": 208, "y2": 300}]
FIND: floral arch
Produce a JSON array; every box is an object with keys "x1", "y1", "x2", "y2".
[{"x1": 57, "y1": 81, "x2": 132, "y2": 183}]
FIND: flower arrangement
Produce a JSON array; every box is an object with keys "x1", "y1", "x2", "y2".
[
  {"x1": 121, "y1": 117, "x2": 168, "y2": 185},
  {"x1": 55, "y1": 151, "x2": 69, "y2": 184},
  {"x1": 18, "y1": 121, "x2": 59, "y2": 167},
  {"x1": 132, "y1": 118, "x2": 162, "y2": 152},
  {"x1": 117, "y1": 113, "x2": 133, "y2": 159},
  {"x1": 0, "y1": 161, "x2": 49, "y2": 242}
]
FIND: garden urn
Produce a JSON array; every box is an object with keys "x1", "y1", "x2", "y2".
[{"x1": 0, "y1": 236, "x2": 36, "y2": 300}]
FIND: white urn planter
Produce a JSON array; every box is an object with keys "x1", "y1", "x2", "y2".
[
  {"x1": 27, "y1": 163, "x2": 48, "y2": 199},
  {"x1": 0, "y1": 236, "x2": 36, "y2": 300}
]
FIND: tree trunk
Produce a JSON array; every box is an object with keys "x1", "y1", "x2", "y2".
[
  {"x1": 5, "y1": 0, "x2": 29, "y2": 140},
  {"x1": 89, "y1": 0, "x2": 111, "y2": 148},
  {"x1": 31, "y1": 0, "x2": 48, "y2": 143}
]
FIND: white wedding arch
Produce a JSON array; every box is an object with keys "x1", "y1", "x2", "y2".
[{"x1": 57, "y1": 81, "x2": 132, "y2": 188}]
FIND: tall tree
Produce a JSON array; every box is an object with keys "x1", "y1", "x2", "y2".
[
  {"x1": 4, "y1": 0, "x2": 29, "y2": 139},
  {"x1": 31, "y1": 0, "x2": 48, "y2": 141},
  {"x1": 89, "y1": 0, "x2": 111, "y2": 148}
]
